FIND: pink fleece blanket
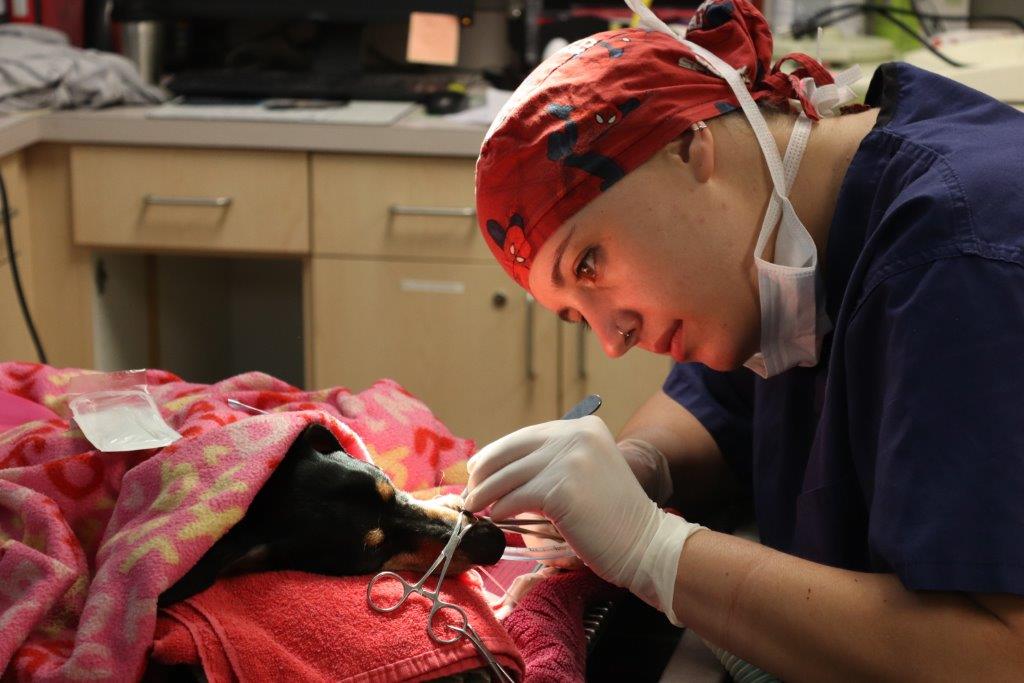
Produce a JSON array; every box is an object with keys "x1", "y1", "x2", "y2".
[{"x1": 0, "y1": 362, "x2": 477, "y2": 681}]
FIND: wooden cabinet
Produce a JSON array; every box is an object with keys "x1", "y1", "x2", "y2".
[
  {"x1": 311, "y1": 257, "x2": 559, "y2": 444},
  {"x1": 0, "y1": 152, "x2": 37, "y2": 362},
  {"x1": 12, "y1": 142, "x2": 671, "y2": 443},
  {"x1": 560, "y1": 323, "x2": 674, "y2": 436},
  {"x1": 312, "y1": 154, "x2": 483, "y2": 260},
  {"x1": 70, "y1": 146, "x2": 308, "y2": 255},
  {"x1": 0, "y1": 261, "x2": 38, "y2": 362}
]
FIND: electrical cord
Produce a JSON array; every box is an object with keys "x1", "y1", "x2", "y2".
[
  {"x1": 792, "y1": 3, "x2": 1024, "y2": 69},
  {"x1": 908, "y1": 0, "x2": 938, "y2": 37},
  {"x1": 795, "y1": 4, "x2": 964, "y2": 66},
  {"x1": 0, "y1": 168, "x2": 48, "y2": 364},
  {"x1": 795, "y1": 2, "x2": 1024, "y2": 35}
]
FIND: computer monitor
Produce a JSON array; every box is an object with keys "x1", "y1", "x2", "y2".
[{"x1": 114, "y1": 0, "x2": 480, "y2": 101}]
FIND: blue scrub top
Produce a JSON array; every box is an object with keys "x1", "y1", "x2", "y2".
[{"x1": 663, "y1": 63, "x2": 1024, "y2": 595}]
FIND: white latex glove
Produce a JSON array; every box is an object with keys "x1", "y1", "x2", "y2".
[
  {"x1": 618, "y1": 437, "x2": 674, "y2": 506},
  {"x1": 464, "y1": 416, "x2": 703, "y2": 625}
]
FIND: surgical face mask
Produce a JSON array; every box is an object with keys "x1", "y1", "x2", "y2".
[
  {"x1": 742, "y1": 115, "x2": 832, "y2": 379},
  {"x1": 625, "y1": 1, "x2": 858, "y2": 378}
]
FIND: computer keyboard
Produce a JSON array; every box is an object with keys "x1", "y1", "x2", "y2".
[
  {"x1": 146, "y1": 100, "x2": 416, "y2": 126},
  {"x1": 166, "y1": 68, "x2": 471, "y2": 102}
]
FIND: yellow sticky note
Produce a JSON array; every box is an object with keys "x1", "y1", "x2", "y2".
[{"x1": 406, "y1": 11, "x2": 461, "y2": 66}]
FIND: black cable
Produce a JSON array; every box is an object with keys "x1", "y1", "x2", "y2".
[
  {"x1": 907, "y1": 0, "x2": 927, "y2": 36},
  {"x1": 793, "y1": 3, "x2": 1024, "y2": 69},
  {"x1": 797, "y1": 2, "x2": 1024, "y2": 34},
  {"x1": 908, "y1": 0, "x2": 935, "y2": 38},
  {"x1": 890, "y1": 3, "x2": 1024, "y2": 31},
  {"x1": 795, "y1": 3, "x2": 965, "y2": 66},
  {"x1": 873, "y1": 6, "x2": 964, "y2": 66},
  {"x1": 0, "y1": 169, "x2": 48, "y2": 364}
]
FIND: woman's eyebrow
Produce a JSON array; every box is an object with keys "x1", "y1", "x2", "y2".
[{"x1": 550, "y1": 224, "x2": 578, "y2": 289}]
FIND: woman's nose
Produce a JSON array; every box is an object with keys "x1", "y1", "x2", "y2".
[{"x1": 592, "y1": 312, "x2": 640, "y2": 358}]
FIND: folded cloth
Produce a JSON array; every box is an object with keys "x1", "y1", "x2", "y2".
[
  {"x1": 503, "y1": 569, "x2": 623, "y2": 683},
  {"x1": 0, "y1": 362, "x2": 477, "y2": 680},
  {"x1": 152, "y1": 569, "x2": 524, "y2": 682},
  {"x1": 0, "y1": 23, "x2": 165, "y2": 112}
]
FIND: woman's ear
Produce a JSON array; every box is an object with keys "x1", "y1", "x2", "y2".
[
  {"x1": 688, "y1": 121, "x2": 715, "y2": 183},
  {"x1": 669, "y1": 121, "x2": 715, "y2": 184}
]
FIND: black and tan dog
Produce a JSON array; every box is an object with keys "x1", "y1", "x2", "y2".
[{"x1": 159, "y1": 424, "x2": 505, "y2": 606}]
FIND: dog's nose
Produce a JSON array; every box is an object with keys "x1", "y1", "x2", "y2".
[{"x1": 460, "y1": 519, "x2": 506, "y2": 566}]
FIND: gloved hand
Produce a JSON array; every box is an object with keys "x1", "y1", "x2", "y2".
[
  {"x1": 464, "y1": 416, "x2": 703, "y2": 625},
  {"x1": 618, "y1": 437, "x2": 674, "y2": 506}
]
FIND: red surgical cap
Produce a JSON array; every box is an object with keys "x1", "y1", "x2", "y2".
[{"x1": 475, "y1": 0, "x2": 835, "y2": 290}]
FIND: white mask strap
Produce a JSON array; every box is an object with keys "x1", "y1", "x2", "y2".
[
  {"x1": 754, "y1": 113, "x2": 813, "y2": 262},
  {"x1": 803, "y1": 65, "x2": 863, "y2": 117},
  {"x1": 697, "y1": 51, "x2": 787, "y2": 195},
  {"x1": 623, "y1": 0, "x2": 789, "y2": 198},
  {"x1": 623, "y1": 0, "x2": 678, "y2": 38},
  {"x1": 624, "y1": 0, "x2": 860, "y2": 196}
]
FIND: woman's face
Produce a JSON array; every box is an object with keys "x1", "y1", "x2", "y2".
[{"x1": 527, "y1": 142, "x2": 766, "y2": 370}]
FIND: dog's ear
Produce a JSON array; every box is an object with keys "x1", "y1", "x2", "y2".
[{"x1": 302, "y1": 423, "x2": 345, "y2": 455}]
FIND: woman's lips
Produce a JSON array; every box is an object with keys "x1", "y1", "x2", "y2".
[{"x1": 669, "y1": 322, "x2": 685, "y2": 362}]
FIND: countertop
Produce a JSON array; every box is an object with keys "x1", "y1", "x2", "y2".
[{"x1": 0, "y1": 105, "x2": 488, "y2": 159}]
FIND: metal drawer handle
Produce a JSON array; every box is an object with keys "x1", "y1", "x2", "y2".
[
  {"x1": 144, "y1": 194, "x2": 233, "y2": 208},
  {"x1": 388, "y1": 204, "x2": 475, "y2": 218},
  {"x1": 577, "y1": 323, "x2": 588, "y2": 380}
]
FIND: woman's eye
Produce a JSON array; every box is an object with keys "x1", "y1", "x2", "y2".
[{"x1": 575, "y1": 248, "x2": 598, "y2": 281}]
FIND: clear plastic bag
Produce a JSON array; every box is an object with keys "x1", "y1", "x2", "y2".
[{"x1": 68, "y1": 370, "x2": 180, "y2": 452}]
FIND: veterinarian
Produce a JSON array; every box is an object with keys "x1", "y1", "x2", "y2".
[{"x1": 463, "y1": 0, "x2": 1024, "y2": 678}]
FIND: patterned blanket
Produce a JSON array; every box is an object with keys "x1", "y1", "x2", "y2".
[{"x1": 0, "y1": 362, "x2": 475, "y2": 680}]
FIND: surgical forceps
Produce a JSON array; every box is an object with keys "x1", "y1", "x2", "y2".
[{"x1": 367, "y1": 513, "x2": 515, "y2": 682}]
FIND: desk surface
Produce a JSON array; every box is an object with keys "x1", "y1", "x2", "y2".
[{"x1": 0, "y1": 105, "x2": 488, "y2": 159}]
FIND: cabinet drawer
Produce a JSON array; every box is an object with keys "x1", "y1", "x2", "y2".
[
  {"x1": 70, "y1": 146, "x2": 309, "y2": 254},
  {"x1": 311, "y1": 257, "x2": 558, "y2": 443},
  {"x1": 312, "y1": 154, "x2": 485, "y2": 260}
]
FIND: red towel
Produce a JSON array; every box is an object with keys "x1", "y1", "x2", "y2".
[
  {"x1": 502, "y1": 569, "x2": 623, "y2": 683},
  {"x1": 152, "y1": 569, "x2": 524, "y2": 682}
]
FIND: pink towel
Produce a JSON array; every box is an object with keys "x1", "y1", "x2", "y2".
[
  {"x1": 0, "y1": 362, "x2": 480, "y2": 680},
  {"x1": 152, "y1": 569, "x2": 523, "y2": 682},
  {"x1": 503, "y1": 569, "x2": 623, "y2": 683}
]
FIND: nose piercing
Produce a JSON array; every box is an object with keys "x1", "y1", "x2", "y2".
[{"x1": 617, "y1": 327, "x2": 634, "y2": 343}]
